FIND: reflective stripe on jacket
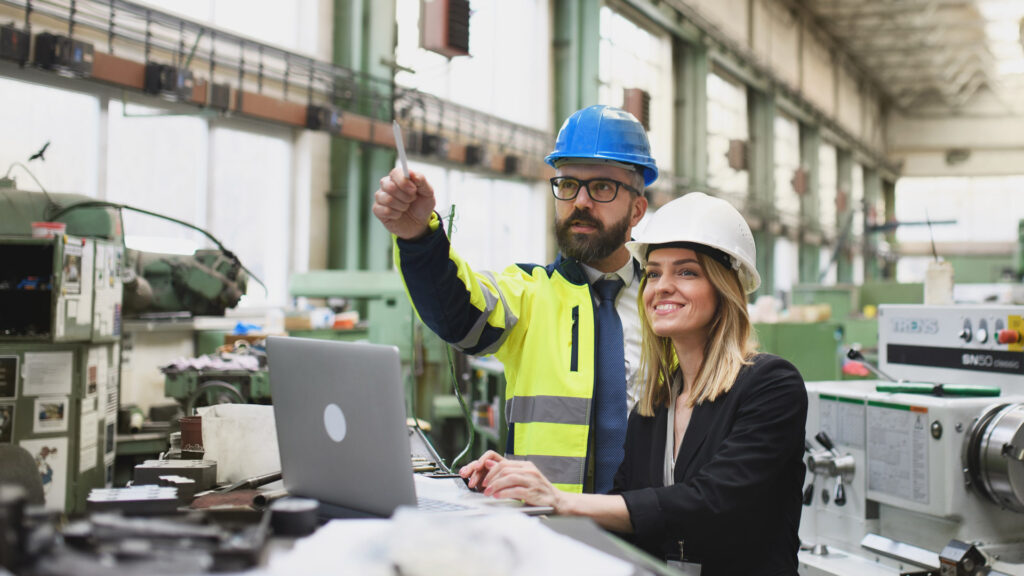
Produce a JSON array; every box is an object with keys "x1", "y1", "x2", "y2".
[{"x1": 394, "y1": 214, "x2": 598, "y2": 493}]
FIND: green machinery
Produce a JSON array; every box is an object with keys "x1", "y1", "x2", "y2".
[
  {"x1": 123, "y1": 249, "x2": 247, "y2": 317},
  {"x1": 1, "y1": 180, "x2": 248, "y2": 318},
  {"x1": 0, "y1": 176, "x2": 252, "y2": 512},
  {"x1": 760, "y1": 282, "x2": 924, "y2": 381},
  {"x1": 163, "y1": 361, "x2": 272, "y2": 414},
  {"x1": 0, "y1": 232, "x2": 124, "y2": 515}
]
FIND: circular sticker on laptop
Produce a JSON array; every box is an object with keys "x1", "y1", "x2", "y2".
[{"x1": 323, "y1": 403, "x2": 348, "y2": 442}]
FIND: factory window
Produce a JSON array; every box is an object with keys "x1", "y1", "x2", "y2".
[
  {"x1": 393, "y1": 0, "x2": 550, "y2": 267},
  {"x1": 597, "y1": 5, "x2": 673, "y2": 174},
  {"x1": 818, "y1": 143, "x2": 838, "y2": 237},
  {"x1": 817, "y1": 144, "x2": 838, "y2": 284},
  {"x1": 895, "y1": 176, "x2": 1024, "y2": 286},
  {"x1": 773, "y1": 112, "x2": 802, "y2": 296},
  {"x1": 773, "y1": 236, "x2": 799, "y2": 297},
  {"x1": 774, "y1": 113, "x2": 801, "y2": 231},
  {"x1": 0, "y1": 78, "x2": 100, "y2": 198},
  {"x1": 395, "y1": 0, "x2": 549, "y2": 131},
  {"x1": 207, "y1": 126, "x2": 292, "y2": 307},
  {"x1": 851, "y1": 163, "x2": 865, "y2": 285},
  {"x1": 106, "y1": 102, "x2": 210, "y2": 256},
  {"x1": 706, "y1": 71, "x2": 749, "y2": 203}
]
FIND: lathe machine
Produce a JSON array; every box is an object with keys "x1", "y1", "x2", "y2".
[{"x1": 800, "y1": 304, "x2": 1024, "y2": 576}]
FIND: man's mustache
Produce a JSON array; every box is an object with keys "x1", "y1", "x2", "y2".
[{"x1": 564, "y1": 209, "x2": 602, "y2": 230}]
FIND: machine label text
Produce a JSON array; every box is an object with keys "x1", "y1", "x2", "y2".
[{"x1": 888, "y1": 344, "x2": 1024, "y2": 375}]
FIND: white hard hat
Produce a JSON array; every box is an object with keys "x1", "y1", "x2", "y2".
[{"x1": 626, "y1": 192, "x2": 761, "y2": 294}]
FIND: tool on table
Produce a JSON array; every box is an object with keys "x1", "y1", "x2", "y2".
[
  {"x1": 393, "y1": 120, "x2": 410, "y2": 178},
  {"x1": 194, "y1": 470, "x2": 282, "y2": 499}
]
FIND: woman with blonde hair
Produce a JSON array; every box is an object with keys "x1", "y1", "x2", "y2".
[{"x1": 460, "y1": 192, "x2": 807, "y2": 576}]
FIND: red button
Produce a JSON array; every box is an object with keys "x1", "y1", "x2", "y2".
[{"x1": 997, "y1": 330, "x2": 1020, "y2": 344}]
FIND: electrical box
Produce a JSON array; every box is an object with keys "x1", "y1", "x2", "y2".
[
  {"x1": 791, "y1": 167, "x2": 808, "y2": 196},
  {"x1": 726, "y1": 139, "x2": 747, "y2": 171},
  {"x1": 622, "y1": 88, "x2": 651, "y2": 131},
  {"x1": 420, "y1": 0, "x2": 470, "y2": 58},
  {"x1": 209, "y1": 83, "x2": 231, "y2": 111},
  {"x1": 143, "y1": 62, "x2": 195, "y2": 101},
  {"x1": 464, "y1": 144, "x2": 486, "y2": 167},
  {"x1": 306, "y1": 104, "x2": 339, "y2": 132},
  {"x1": 0, "y1": 24, "x2": 29, "y2": 64},
  {"x1": 0, "y1": 236, "x2": 99, "y2": 342},
  {"x1": 34, "y1": 32, "x2": 93, "y2": 77},
  {"x1": 411, "y1": 131, "x2": 449, "y2": 159}
]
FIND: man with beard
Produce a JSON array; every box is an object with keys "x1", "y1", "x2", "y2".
[{"x1": 372, "y1": 105, "x2": 657, "y2": 494}]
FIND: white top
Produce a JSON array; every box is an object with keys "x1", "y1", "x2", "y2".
[
  {"x1": 580, "y1": 260, "x2": 643, "y2": 413},
  {"x1": 664, "y1": 371, "x2": 683, "y2": 487}
]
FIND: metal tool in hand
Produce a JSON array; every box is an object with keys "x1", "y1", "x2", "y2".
[{"x1": 393, "y1": 120, "x2": 409, "y2": 178}]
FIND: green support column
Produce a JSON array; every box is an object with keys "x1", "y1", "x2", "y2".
[
  {"x1": 836, "y1": 149, "x2": 853, "y2": 283},
  {"x1": 329, "y1": 0, "x2": 397, "y2": 272},
  {"x1": 862, "y1": 167, "x2": 882, "y2": 281},
  {"x1": 798, "y1": 123, "x2": 820, "y2": 283},
  {"x1": 674, "y1": 39, "x2": 708, "y2": 192},
  {"x1": 747, "y1": 89, "x2": 775, "y2": 298},
  {"x1": 882, "y1": 178, "x2": 897, "y2": 280},
  {"x1": 553, "y1": 0, "x2": 601, "y2": 126}
]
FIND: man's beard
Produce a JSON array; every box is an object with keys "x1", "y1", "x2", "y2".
[{"x1": 555, "y1": 208, "x2": 632, "y2": 264}]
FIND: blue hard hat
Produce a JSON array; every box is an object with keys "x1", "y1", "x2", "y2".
[{"x1": 545, "y1": 105, "x2": 658, "y2": 187}]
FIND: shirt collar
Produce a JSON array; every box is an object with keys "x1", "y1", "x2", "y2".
[{"x1": 580, "y1": 258, "x2": 637, "y2": 287}]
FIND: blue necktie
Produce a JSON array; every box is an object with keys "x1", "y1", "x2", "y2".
[{"x1": 593, "y1": 277, "x2": 626, "y2": 494}]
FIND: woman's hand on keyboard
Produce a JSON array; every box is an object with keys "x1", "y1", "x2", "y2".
[{"x1": 458, "y1": 450, "x2": 504, "y2": 492}]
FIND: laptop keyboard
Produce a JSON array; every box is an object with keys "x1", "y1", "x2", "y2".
[{"x1": 416, "y1": 497, "x2": 471, "y2": 512}]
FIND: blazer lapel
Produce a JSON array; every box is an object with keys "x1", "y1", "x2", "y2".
[
  {"x1": 673, "y1": 401, "x2": 714, "y2": 482},
  {"x1": 651, "y1": 406, "x2": 670, "y2": 486}
]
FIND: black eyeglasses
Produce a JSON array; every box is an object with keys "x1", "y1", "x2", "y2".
[{"x1": 549, "y1": 176, "x2": 640, "y2": 203}]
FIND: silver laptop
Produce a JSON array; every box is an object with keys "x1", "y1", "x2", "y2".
[{"x1": 267, "y1": 336, "x2": 551, "y2": 517}]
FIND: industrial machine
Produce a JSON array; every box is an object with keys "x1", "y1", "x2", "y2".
[
  {"x1": 0, "y1": 170, "x2": 252, "y2": 514},
  {"x1": 800, "y1": 304, "x2": 1024, "y2": 576},
  {"x1": 0, "y1": 180, "x2": 248, "y2": 318}
]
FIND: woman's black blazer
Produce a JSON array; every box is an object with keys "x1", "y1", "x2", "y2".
[{"x1": 614, "y1": 354, "x2": 807, "y2": 576}]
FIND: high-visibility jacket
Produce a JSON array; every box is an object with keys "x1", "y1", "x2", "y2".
[{"x1": 394, "y1": 214, "x2": 606, "y2": 493}]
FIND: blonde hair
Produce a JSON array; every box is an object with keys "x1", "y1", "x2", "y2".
[{"x1": 635, "y1": 251, "x2": 758, "y2": 416}]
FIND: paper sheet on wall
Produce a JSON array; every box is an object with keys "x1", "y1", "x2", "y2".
[
  {"x1": 106, "y1": 343, "x2": 119, "y2": 419},
  {"x1": 77, "y1": 240, "x2": 94, "y2": 323},
  {"x1": 0, "y1": 402, "x2": 14, "y2": 443},
  {"x1": 20, "y1": 436, "x2": 69, "y2": 512},
  {"x1": 23, "y1": 352, "x2": 73, "y2": 396},
  {"x1": 79, "y1": 406, "x2": 98, "y2": 474},
  {"x1": 33, "y1": 396, "x2": 69, "y2": 434}
]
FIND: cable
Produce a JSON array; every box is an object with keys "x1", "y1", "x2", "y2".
[
  {"x1": 3, "y1": 162, "x2": 60, "y2": 213},
  {"x1": 447, "y1": 346, "x2": 474, "y2": 470},
  {"x1": 442, "y1": 204, "x2": 477, "y2": 471},
  {"x1": 46, "y1": 199, "x2": 268, "y2": 296}
]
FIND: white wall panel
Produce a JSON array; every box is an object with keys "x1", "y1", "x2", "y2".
[
  {"x1": 837, "y1": 65, "x2": 861, "y2": 138},
  {"x1": 801, "y1": 33, "x2": 834, "y2": 115},
  {"x1": 760, "y1": 0, "x2": 801, "y2": 90},
  {"x1": 691, "y1": 0, "x2": 750, "y2": 47}
]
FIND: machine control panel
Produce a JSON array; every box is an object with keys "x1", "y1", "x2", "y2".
[{"x1": 879, "y1": 305, "x2": 1024, "y2": 387}]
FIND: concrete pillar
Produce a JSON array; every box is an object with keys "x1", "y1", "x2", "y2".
[
  {"x1": 748, "y1": 89, "x2": 775, "y2": 298},
  {"x1": 799, "y1": 123, "x2": 820, "y2": 283}
]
